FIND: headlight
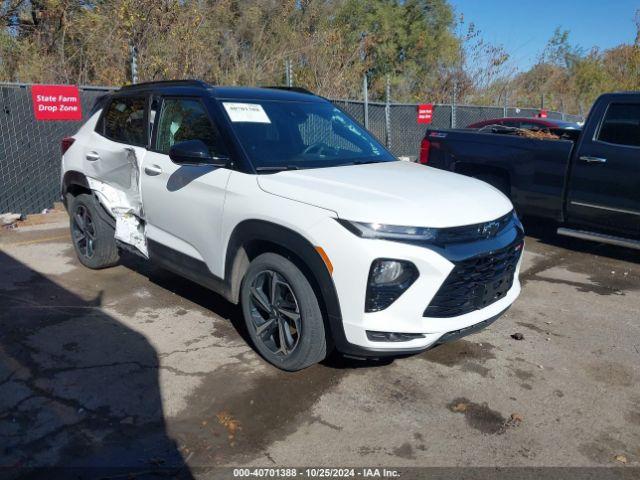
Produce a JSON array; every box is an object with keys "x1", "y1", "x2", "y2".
[
  {"x1": 336, "y1": 219, "x2": 437, "y2": 241},
  {"x1": 337, "y1": 211, "x2": 519, "y2": 244}
]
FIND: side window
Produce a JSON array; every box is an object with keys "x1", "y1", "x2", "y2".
[
  {"x1": 597, "y1": 103, "x2": 640, "y2": 147},
  {"x1": 102, "y1": 96, "x2": 147, "y2": 146},
  {"x1": 155, "y1": 98, "x2": 226, "y2": 155}
]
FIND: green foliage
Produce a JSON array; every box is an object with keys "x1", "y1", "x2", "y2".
[{"x1": 0, "y1": 1, "x2": 637, "y2": 113}]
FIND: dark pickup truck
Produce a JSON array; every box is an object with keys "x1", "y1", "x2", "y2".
[{"x1": 422, "y1": 92, "x2": 640, "y2": 249}]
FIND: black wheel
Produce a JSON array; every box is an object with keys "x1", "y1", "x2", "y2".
[
  {"x1": 69, "y1": 193, "x2": 119, "y2": 269},
  {"x1": 241, "y1": 253, "x2": 327, "y2": 371}
]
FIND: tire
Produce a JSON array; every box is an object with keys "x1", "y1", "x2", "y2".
[
  {"x1": 240, "y1": 253, "x2": 327, "y2": 371},
  {"x1": 68, "y1": 193, "x2": 119, "y2": 269}
]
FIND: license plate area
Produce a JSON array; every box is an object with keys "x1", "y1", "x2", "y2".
[{"x1": 473, "y1": 273, "x2": 515, "y2": 310}]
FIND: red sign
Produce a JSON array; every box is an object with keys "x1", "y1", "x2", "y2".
[
  {"x1": 538, "y1": 109, "x2": 548, "y2": 119},
  {"x1": 31, "y1": 85, "x2": 82, "y2": 121},
  {"x1": 417, "y1": 104, "x2": 433, "y2": 124}
]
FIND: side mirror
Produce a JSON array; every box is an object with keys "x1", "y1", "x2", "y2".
[{"x1": 168, "y1": 140, "x2": 229, "y2": 167}]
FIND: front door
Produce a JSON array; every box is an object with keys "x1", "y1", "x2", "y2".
[
  {"x1": 566, "y1": 101, "x2": 640, "y2": 237},
  {"x1": 141, "y1": 96, "x2": 232, "y2": 278}
]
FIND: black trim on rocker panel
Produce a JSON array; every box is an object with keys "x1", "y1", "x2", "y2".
[{"x1": 147, "y1": 240, "x2": 231, "y2": 300}]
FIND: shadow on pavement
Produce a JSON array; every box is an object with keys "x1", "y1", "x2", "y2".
[{"x1": 0, "y1": 250, "x2": 194, "y2": 479}]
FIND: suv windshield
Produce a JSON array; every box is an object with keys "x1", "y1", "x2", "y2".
[{"x1": 220, "y1": 100, "x2": 396, "y2": 170}]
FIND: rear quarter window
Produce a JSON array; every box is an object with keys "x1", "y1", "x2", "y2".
[{"x1": 100, "y1": 96, "x2": 147, "y2": 146}]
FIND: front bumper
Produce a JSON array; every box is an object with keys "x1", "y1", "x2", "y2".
[{"x1": 307, "y1": 214, "x2": 524, "y2": 357}]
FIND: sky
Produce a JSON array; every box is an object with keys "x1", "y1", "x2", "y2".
[{"x1": 449, "y1": 0, "x2": 639, "y2": 72}]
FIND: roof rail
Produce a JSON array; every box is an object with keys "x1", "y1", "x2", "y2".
[
  {"x1": 264, "y1": 86, "x2": 315, "y2": 96},
  {"x1": 118, "y1": 79, "x2": 211, "y2": 91}
]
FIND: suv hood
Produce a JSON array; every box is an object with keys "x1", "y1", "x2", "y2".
[{"x1": 257, "y1": 161, "x2": 513, "y2": 228}]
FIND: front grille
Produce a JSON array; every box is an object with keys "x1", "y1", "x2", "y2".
[
  {"x1": 435, "y1": 211, "x2": 514, "y2": 244},
  {"x1": 424, "y1": 241, "x2": 523, "y2": 318}
]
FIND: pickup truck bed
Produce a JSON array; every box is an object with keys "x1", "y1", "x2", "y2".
[
  {"x1": 422, "y1": 92, "x2": 640, "y2": 248},
  {"x1": 427, "y1": 129, "x2": 575, "y2": 221}
]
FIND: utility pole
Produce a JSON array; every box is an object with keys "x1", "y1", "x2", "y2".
[
  {"x1": 285, "y1": 59, "x2": 292, "y2": 87},
  {"x1": 363, "y1": 74, "x2": 369, "y2": 130},
  {"x1": 385, "y1": 75, "x2": 391, "y2": 149},
  {"x1": 451, "y1": 79, "x2": 458, "y2": 128},
  {"x1": 130, "y1": 45, "x2": 138, "y2": 84},
  {"x1": 503, "y1": 90, "x2": 509, "y2": 118}
]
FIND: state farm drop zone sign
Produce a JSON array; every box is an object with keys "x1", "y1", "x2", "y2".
[{"x1": 31, "y1": 85, "x2": 82, "y2": 121}]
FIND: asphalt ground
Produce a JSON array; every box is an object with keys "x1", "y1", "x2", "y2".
[{"x1": 1, "y1": 211, "x2": 639, "y2": 479}]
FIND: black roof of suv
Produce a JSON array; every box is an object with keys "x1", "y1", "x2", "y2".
[{"x1": 116, "y1": 80, "x2": 321, "y2": 102}]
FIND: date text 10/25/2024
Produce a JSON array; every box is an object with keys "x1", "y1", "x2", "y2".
[{"x1": 233, "y1": 468, "x2": 401, "y2": 478}]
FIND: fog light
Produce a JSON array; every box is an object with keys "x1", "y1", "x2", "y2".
[
  {"x1": 371, "y1": 260, "x2": 404, "y2": 284},
  {"x1": 365, "y1": 259, "x2": 418, "y2": 312}
]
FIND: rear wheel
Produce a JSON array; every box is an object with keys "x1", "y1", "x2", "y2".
[
  {"x1": 69, "y1": 193, "x2": 119, "y2": 269},
  {"x1": 241, "y1": 253, "x2": 327, "y2": 371}
]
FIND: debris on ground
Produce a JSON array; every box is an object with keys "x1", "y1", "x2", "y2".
[
  {"x1": 1, "y1": 213, "x2": 24, "y2": 228},
  {"x1": 511, "y1": 332, "x2": 525, "y2": 340},
  {"x1": 614, "y1": 454, "x2": 628, "y2": 464},
  {"x1": 508, "y1": 413, "x2": 524, "y2": 425},
  {"x1": 216, "y1": 411, "x2": 241, "y2": 445},
  {"x1": 451, "y1": 402, "x2": 468, "y2": 413}
]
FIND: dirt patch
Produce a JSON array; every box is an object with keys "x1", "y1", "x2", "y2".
[
  {"x1": 514, "y1": 369, "x2": 535, "y2": 381},
  {"x1": 173, "y1": 362, "x2": 347, "y2": 463},
  {"x1": 588, "y1": 362, "x2": 634, "y2": 387},
  {"x1": 578, "y1": 432, "x2": 631, "y2": 464},
  {"x1": 461, "y1": 362, "x2": 490, "y2": 377},
  {"x1": 516, "y1": 322, "x2": 563, "y2": 337},
  {"x1": 447, "y1": 397, "x2": 507, "y2": 435},
  {"x1": 421, "y1": 340, "x2": 496, "y2": 367},
  {"x1": 392, "y1": 442, "x2": 415, "y2": 459}
]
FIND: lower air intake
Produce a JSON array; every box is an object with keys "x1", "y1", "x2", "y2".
[{"x1": 424, "y1": 240, "x2": 522, "y2": 318}]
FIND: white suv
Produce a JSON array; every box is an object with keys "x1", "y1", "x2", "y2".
[{"x1": 61, "y1": 80, "x2": 523, "y2": 371}]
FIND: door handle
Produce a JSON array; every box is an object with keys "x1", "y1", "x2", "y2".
[
  {"x1": 144, "y1": 164, "x2": 163, "y2": 176},
  {"x1": 85, "y1": 151, "x2": 100, "y2": 162},
  {"x1": 579, "y1": 156, "x2": 607, "y2": 164}
]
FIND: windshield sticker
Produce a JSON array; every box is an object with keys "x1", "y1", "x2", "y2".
[{"x1": 223, "y1": 102, "x2": 271, "y2": 123}]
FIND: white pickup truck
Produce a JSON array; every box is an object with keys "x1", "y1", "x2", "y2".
[{"x1": 61, "y1": 80, "x2": 524, "y2": 371}]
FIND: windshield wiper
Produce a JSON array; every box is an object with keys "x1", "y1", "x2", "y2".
[
  {"x1": 352, "y1": 160, "x2": 383, "y2": 165},
  {"x1": 255, "y1": 165, "x2": 301, "y2": 172}
]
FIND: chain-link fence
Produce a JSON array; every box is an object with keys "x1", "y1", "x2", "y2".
[
  {"x1": 0, "y1": 82, "x2": 584, "y2": 214},
  {"x1": 1, "y1": 83, "x2": 114, "y2": 215}
]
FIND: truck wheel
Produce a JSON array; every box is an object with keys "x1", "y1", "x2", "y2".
[
  {"x1": 68, "y1": 193, "x2": 119, "y2": 269},
  {"x1": 241, "y1": 253, "x2": 327, "y2": 371}
]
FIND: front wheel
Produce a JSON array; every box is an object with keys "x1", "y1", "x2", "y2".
[{"x1": 240, "y1": 253, "x2": 327, "y2": 371}]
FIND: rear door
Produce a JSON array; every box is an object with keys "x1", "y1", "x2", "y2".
[
  {"x1": 566, "y1": 100, "x2": 640, "y2": 237},
  {"x1": 83, "y1": 94, "x2": 149, "y2": 211}
]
